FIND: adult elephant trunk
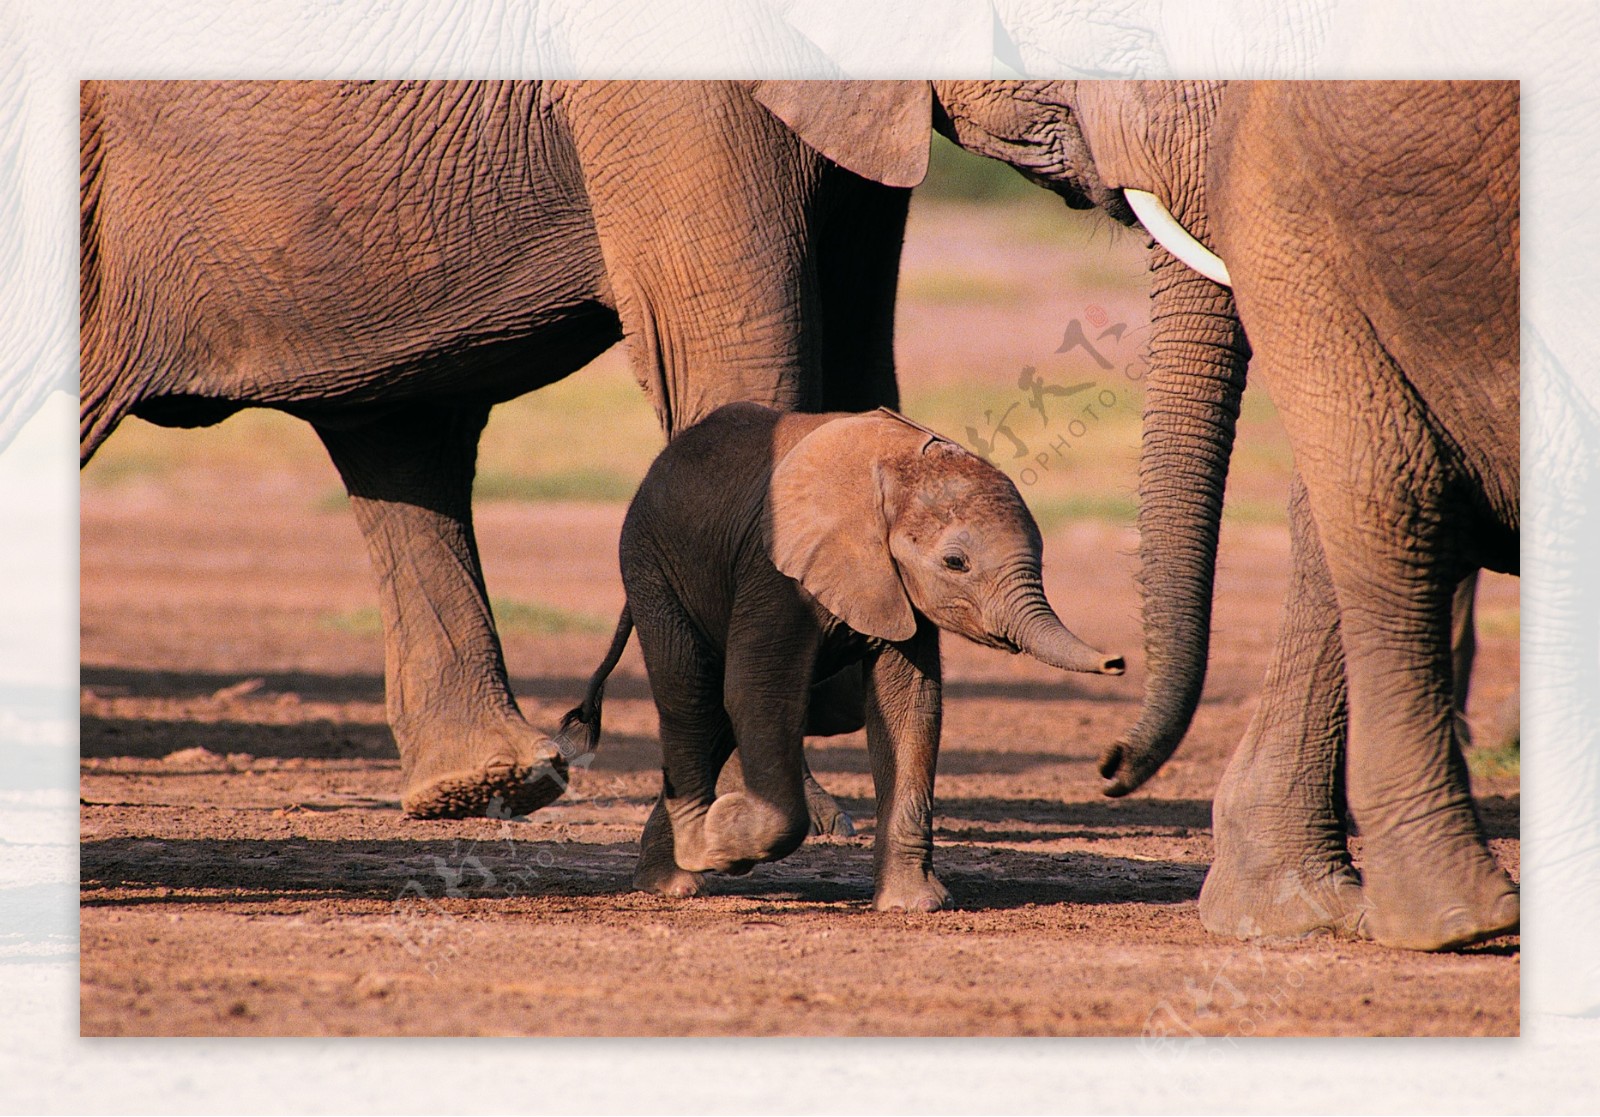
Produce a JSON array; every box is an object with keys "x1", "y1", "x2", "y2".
[
  {"x1": 1099, "y1": 244, "x2": 1249, "y2": 796},
  {"x1": 1006, "y1": 592, "x2": 1125, "y2": 676}
]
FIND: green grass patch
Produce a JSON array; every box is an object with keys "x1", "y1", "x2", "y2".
[
  {"x1": 1221, "y1": 498, "x2": 1288, "y2": 526},
  {"x1": 1025, "y1": 493, "x2": 1286, "y2": 533},
  {"x1": 1476, "y1": 608, "x2": 1520, "y2": 639},
  {"x1": 1026, "y1": 492, "x2": 1140, "y2": 531},
  {"x1": 80, "y1": 453, "x2": 175, "y2": 489},
  {"x1": 900, "y1": 270, "x2": 1028, "y2": 306},
  {"x1": 473, "y1": 468, "x2": 637, "y2": 504},
  {"x1": 1468, "y1": 736, "x2": 1520, "y2": 781},
  {"x1": 920, "y1": 133, "x2": 1042, "y2": 202},
  {"x1": 322, "y1": 597, "x2": 611, "y2": 638}
]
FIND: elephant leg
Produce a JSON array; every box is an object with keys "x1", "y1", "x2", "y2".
[
  {"x1": 635, "y1": 795, "x2": 704, "y2": 897},
  {"x1": 636, "y1": 714, "x2": 738, "y2": 899},
  {"x1": 1333, "y1": 555, "x2": 1517, "y2": 950},
  {"x1": 813, "y1": 175, "x2": 908, "y2": 413},
  {"x1": 1199, "y1": 475, "x2": 1366, "y2": 940},
  {"x1": 636, "y1": 675, "x2": 735, "y2": 898},
  {"x1": 627, "y1": 586, "x2": 744, "y2": 887},
  {"x1": 667, "y1": 597, "x2": 814, "y2": 875},
  {"x1": 799, "y1": 663, "x2": 868, "y2": 836},
  {"x1": 863, "y1": 634, "x2": 951, "y2": 912},
  {"x1": 719, "y1": 746, "x2": 857, "y2": 839},
  {"x1": 315, "y1": 404, "x2": 566, "y2": 819},
  {"x1": 1450, "y1": 571, "x2": 1479, "y2": 747},
  {"x1": 1275, "y1": 379, "x2": 1517, "y2": 949}
]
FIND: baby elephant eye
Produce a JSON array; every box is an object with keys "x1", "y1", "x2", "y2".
[{"x1": 942, "y1": 553, "x2": 970, "y2": 572}]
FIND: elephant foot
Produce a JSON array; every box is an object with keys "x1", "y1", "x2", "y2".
[
  {"x1": 804, "y1": 774, "x2": 856, "y2": 837},
  {"x1": 1199, "y1": 854, "x2": 1367, "y2": 941},
  {"x1": 400, "y1": 721, "x2": 569, "y2": 819},
  {"x1": 669, "y1": 792, "x2": 808, "y2": 874},
  {"x1": 873, "y1": 868, "x2": 951, "y2": 913},
  {"x1": 634, "y1": 856, "x2": 706, "y2": 898},
  {"x1": 1360, "y1": 826, "x2": 1519, "y2": 951}
]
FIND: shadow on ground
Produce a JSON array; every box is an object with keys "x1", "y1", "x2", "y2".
[{"x1": 80, "y1": 834, "x2": 1204, "y2": 908}]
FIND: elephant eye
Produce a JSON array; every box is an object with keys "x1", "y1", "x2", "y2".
[{"x1": 943, "y1": 552, "x2": 970, "y2": 573}]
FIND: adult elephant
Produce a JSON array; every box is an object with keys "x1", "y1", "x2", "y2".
[
  {"x1": 754, "y1": 79, "x2": 1518, "y2": 951},
  {"x1": 80, "y1": 80, "x2": 919, "y2": 819}
]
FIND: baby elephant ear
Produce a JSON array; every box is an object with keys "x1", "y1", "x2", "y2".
[{"x1": 769, "y1": 413, "x2": 920, "y2": 642}]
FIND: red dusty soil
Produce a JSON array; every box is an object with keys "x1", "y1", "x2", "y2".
[{"x1": 79, "y1": 473, "x2": 1521, "y2": 1036}]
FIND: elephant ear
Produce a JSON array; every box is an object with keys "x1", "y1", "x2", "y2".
[
  {"x1": 752, "y1": 80, "x2": 932, "y2": 188},
  {"x1": 768, "y1": 412, "x2": 923, "y2": 642}
]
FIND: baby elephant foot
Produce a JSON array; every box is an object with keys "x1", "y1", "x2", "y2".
[
  {"x1": 804, "y1": 774, "x2": 856, "y2": 837},
  {"x1": 669, "y1": 792, "x2": 809, "y2": 874},
  {"x1": 873, "y1": 866, "x2": 952, "y2": 913},
  {"x1": 634, "y1": 797, "x2": 706, "y2": 897},
  {"x1": 633, "y1": 857, "x2": 706, "y2": 899}
]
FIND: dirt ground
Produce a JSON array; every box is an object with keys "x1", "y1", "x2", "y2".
[
  {"x1": 79, "y1": 200, "x2": 1521, "y2": 1037},
  {"x1": 77, "y1": 495, "x2": 1521, "y2": 1037}
]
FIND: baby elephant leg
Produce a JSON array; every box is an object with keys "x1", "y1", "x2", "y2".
[
  {"x1": 802, "y1": 664, "x2": 865, "y2": 836},
  {"x1": 669, "y1": 603, "x2": 815, "y2": 874},
  {"x1": 638, "y1": 713, "x2": 739, "y2": 896},
  {"x1": 719, "y1": 747, "x2": 857, "y2": 838},
  {"x1": 863, "y1": 635, "x2": 950, "y2": 912},
  {"x1": 634, "y1": 793, "x2": 706, "y2": 898}
]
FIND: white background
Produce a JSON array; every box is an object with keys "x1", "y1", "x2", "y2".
[{"x1": 2, "y1": 0, "x2": 1596, "y2": 1111}]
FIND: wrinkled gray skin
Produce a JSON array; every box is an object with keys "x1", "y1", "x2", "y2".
[
  {"x1": 757, "y1": 80, "x2": 1518, "y2": 950},
  {"x1": 79, "y1": 80, "x2": 914, "y2": 821},
  {"x1": 563, "y1": 403, "x2": 1122, "y2": 911}
]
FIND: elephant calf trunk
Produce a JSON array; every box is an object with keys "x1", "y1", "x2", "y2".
[
  {"x1": 1014, "y1": 607, "x2": 1125, "y2": 676},
  {"x1": 557, "y1": 605, "x2": 634, "y2": 757}
]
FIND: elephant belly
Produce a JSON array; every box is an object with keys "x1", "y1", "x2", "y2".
[{"x1": 88, "y1": 80, "x2": 621, "y2": 423}]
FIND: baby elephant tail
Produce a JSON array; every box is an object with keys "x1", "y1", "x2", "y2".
[{"x1": 556, "y1": 605, "x2": 633, "y2": 759}]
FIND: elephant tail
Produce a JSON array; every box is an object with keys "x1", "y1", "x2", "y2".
[{"x1": 556, "y1": 604, "x2": 633, "y2": 758}]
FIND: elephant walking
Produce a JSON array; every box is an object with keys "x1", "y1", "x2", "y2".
[
  {"x1": 79, "y1": 80, "x2": 915, "y2": 818},
  {"x1": 752, "y1": 79, "x2": 1519, "y2": 950},
  {"x1": 560, "y1": 404, "x2": 1123, "y2": 909}
]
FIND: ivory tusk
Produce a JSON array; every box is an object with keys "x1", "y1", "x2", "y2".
[{"x1": 1124, "y1": 188, "x2": 1233, "y2": 288}]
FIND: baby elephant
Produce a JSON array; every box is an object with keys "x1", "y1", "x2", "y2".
[{"x1": 563, "y1": 402, "x2": 1123, "y2": 911}]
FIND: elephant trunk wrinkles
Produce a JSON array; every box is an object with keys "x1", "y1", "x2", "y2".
[
  {"x1": 1006, "y1": 593, "x2": 1124, "y2": 676},
  {"x1": 1100, "y1": 245, "x2": 1249, "y2": 796}
]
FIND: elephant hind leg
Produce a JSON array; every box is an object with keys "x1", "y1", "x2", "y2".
[
  {"x1": 315, "y1": 404, "x2": 567, "y2": 819},
  {"x1": 637, "y1": 683, "x2": 736, "y2": 898},
  {"x1": 1288, "y1": 402, "x2": 1515, "y2": 949},
  {"x1": 796, "y1": 663, "x2": 868, "y2": 836},
  {"x1": 634, "y1": 794, "x2": 709, "y2": 898},
  {"x1": 1200, "y1": 475, "x2": 1366, "y2": 941}
]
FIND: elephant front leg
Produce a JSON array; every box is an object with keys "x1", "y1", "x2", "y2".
[
  {"x1": 666, "y1": 600, "x2": 814, "y2": 875},
  {"x1": 719, "y1": 746, "x2": 857, "y2": 838},
  {"x1": 1283, "y1": 395, "x2": 1517, "y2": 949},
  {"x1": 863, "y1": 634, "x2": 951, "y2": 912},
  {"x1": 1336, "y1": 570, "x2": 1518, "y2": 951},
  {"x1": 315, "y1": 405, "x2": 567, "y2": 819},
  {"x1": 1200, "y1": 477, "x2": 1366, "y2": 940}
]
